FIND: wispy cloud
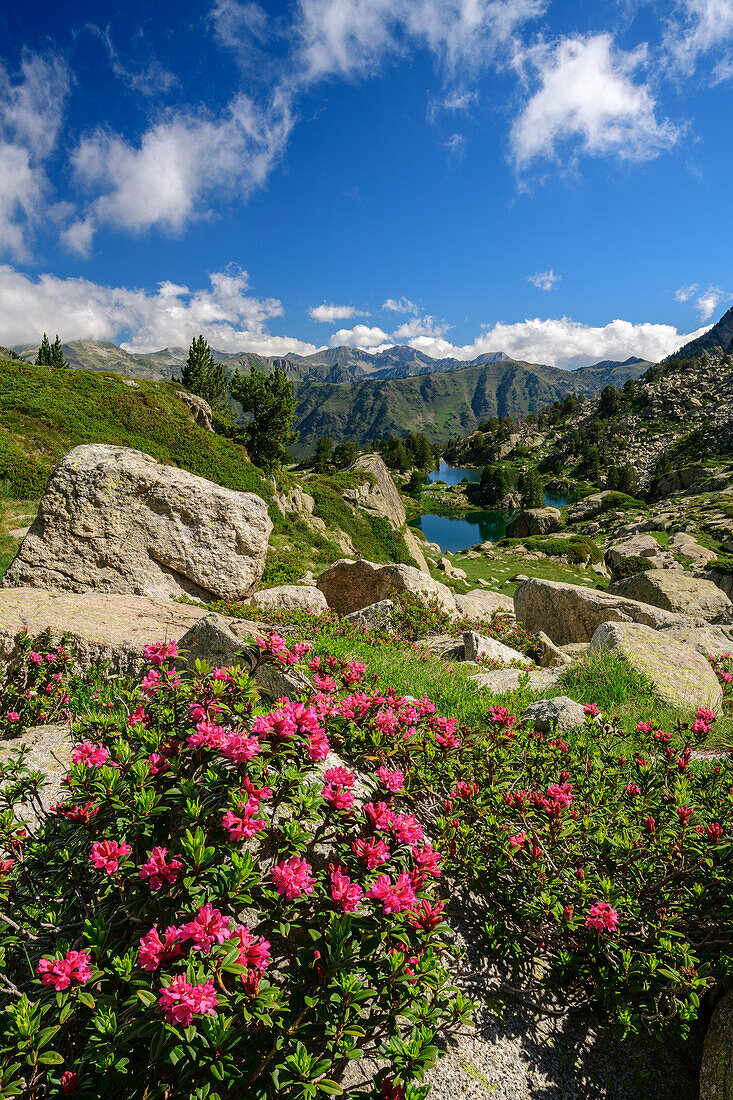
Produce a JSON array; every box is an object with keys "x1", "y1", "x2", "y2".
[
  {"x1": 675, "y1": 282, "x2": 728, "y2": 321},
  {"x1": 662, "y1": 0, "x2": 733, "y2": 82},
  {"x1": 382, "y1": 297, "x2": 418, "y2": 314},
  {"x1": 527, "y1": 268, "x2": 561, "y2": 291}
]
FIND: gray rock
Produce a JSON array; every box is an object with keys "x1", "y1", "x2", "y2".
[
  {"x1": 317, "y1": 558, "x2": 457, "y2": 617},
  {"x1": 251, "y1": 585, "x2": 328, "y2": 615},
  {"x1": 0, "y1": 723, "x2": 72, "y2": 825},
  {"x1": 565, "y1": 491, "x2": 616, "y2": 524},
  {"x1": 2, "y1": 445, "x2": 272, "y2": 602},
  {"x1": 605, "y1": 534, "x2": 663, "y2": 569},
  {"x1": 344, "y1": 453, "x2": 429, "y2": 574},
  {"x1": 514, "y1": 577, "x2": 686, "y2": 645},
  {"x1": 533, "y1": 631, "x2": 573, "y2": 668},
  {"x1": 505, "y1": 507, "x2": 562, "y2": 539},
  {"x1": 470, "y1": 668, "x2": 562, "y2": 694},
  {"x1": 342, "y1": 599, "x2": 395, "y2": 631},
  {"x1": 609, "y1": 570, "x2": 732, "y2": 621},
  {"x1": 700, "y1": 990, "x2": 733, "y2": 1100},
  {"x1": 176, "y1": 390, "x2": 214, "y2": 430},
  {"x1": 521, "y1": 696, "x2": 588, "y2": 732},
  {"x1": 422, "y1": 634, "x2": 465, "y2": 660},
  {"x1": 454, "y1": 589, "x2": 514, "y2": 619},
  {"x1": 589, "y1": 621, "x2": 722, "y2": 712},
  {"x1": 670, "y1": 531, "x2": 718, "y2": 567},
  {"x1": 657, "y1": 622, "x2": 733, "y2": 657},
  {"x1": 463, "y1": 630, "x2": 532, "y2": 667}
]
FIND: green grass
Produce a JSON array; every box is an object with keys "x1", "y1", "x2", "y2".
[
  {"x1": 439, "y1": 546, "x2": 600, "y2": 594},
  {"x1": 0, "y1": 358, "x2": 274, "y2": 503}
]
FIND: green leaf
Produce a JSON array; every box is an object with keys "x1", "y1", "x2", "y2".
[
  {"x1": 137, "y1": 989, "x2": 157, "y2": 1008},
  {"x1": 38, "y1": 1051, "x2": 64, "y2": 1065},
  {"x1": 318, "y1": 1081, "x2": 344, "y2": 1095}
]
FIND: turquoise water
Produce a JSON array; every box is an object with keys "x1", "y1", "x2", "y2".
[{"x1": 414, "y1": 463, "x2": 577, "y2": 552}]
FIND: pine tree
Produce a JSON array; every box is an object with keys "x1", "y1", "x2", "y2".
[
  {"x1": 332, "y1": 440, "x2": 360, "y2": 469},
  {"x1": 313, "y1": 435, "x2": 333, "y2": 473},
  {"x1": 50, "y1": 335, "x2": 68, "y2": 369},
  {"x1": 229, "y1": 365, "x2": 298, "y2": 472},
  {"x1": 518, "y1": 467, "x2": 544, "y2": 509},
  {"x1": 35, "y1": 333, "x2": 52, "y2": 366},
  {"x1": 181, "y1": 335, "x2": 227, "y2": 410}
]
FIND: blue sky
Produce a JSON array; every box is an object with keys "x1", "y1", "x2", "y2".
[{"x1": 0, "y1": 0, "x2": 731, "y2": 367}]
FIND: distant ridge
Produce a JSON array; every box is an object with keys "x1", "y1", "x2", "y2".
[{"x1": 667, "y1": 306, "x2": 733, "y2": 362}]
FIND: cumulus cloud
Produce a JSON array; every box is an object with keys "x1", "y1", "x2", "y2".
[
  {"x1": 0, "y1": 51, "x2": 70, "y2": 259},
  {"x1": 663, "y1": 0, "x2": 733, "y2": 81},
  {"x1": 527, "y1": 269, "x2": 560, "y2": 291},
  {"x1": 511, "y1": 34, "x2": 678, "y2": 168},
  {"x1": 382, "y1": 297, "x2": 418, "y2": 314},
  {"x1": 332, "y1": 312, "x2": 448, "y2": 347},
  {"x1": 67, "y1": 89, "x2": 293, "y2": 250},
  {"x1": 329, "y1": 324, "x2": 392, "y2": 348},
  {"x1": 309, "y1": 302, "x2": 363, "y2": 322},
  {"x1": 0, "y1": 264, "x2": 317, "y2": 356},
  {"x1": 350, "y1": 316, "x2": 708, "y2": 369}
]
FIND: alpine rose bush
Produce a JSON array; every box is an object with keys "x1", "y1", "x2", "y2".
[
  {"x1": 0, "y1": 640, "x2": 469, "y2": 1099},
  {"x1": 0, "y1": 629, "x2": 73, "y2": 740}
]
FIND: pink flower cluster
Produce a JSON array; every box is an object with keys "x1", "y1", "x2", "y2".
[
  {"x1": 692, "y1": 705, "x2": 716, "y2": 736},
  {"x1": 323, "y1": 766, "x2": 355, "y2": 811},
  {"x1": 252, "y1": 701, "x2": 329, "y2": 760},
  {"x1": 531, "y1": 782, "x2": 574, "y2": 818},
  {"x1": 585, "y1": 901, "x2": 619, "y2": 933},
  {"x1": 139, "y1": 846, "x2": 183, "y2": 890},
  {"x1": 376, "y1": 766, "x2": 405, "y2": 792},
  {"x1": 37, "y1": 949, "x2": 92, "y2": 991},
  {"x1": 71, "y1": 741, "x2": 109, "y2": 767},
  {"x1": 271, "y1": 855, "x2": 315, "y2": 902},
  {"x1": 256, "y1": 632, "x2": 311, "y2": 665},
  {"x1": 143, "y1": 641, "x2": 179, "y2": 666},
  {"x1": 90, "y1": 839, "x2": 132, "y2": 873},
  {"x1": 158, "y1": 976, "x2": 218, "y2": 1025},
  {"x1": 329, "y1": 864, "x2": 363, "y2": 912}
]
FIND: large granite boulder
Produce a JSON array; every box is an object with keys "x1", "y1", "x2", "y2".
[
  {"x1": 609, "y1": 570, "x2": 732, "y2": 621},
  {"x1": 514, "y1": 577, "x2": 683, "y2": 645},
  {"x1": 700, "y1": 990, "x2": 733, "y2": 1100},
  {"x1": 565, "y1": 491, "x2": 616, "y2": 524},
  {"x1": 454, "y1": 588, "x2": 514, "y2": 619},
  {"x1": 250, "y1": 585, "x2": 328, "y2": 615},
  {"x1": 176, "y1": 391, "x2": 214, "y2": 431},
  {"x1": 521, "y1": 696, "x2": 588, "y2": 732},
  {"x1": 589, "y1": 621, "x2": 722, "y2": 712},
  {"x1": 605, "y1": 534, "x2": 663, "y2": 570},
  {"x1": 670, "y1": 531, "x2": 718, "y2": 567},
  {"x1": 0, "y1": 587, "x2": 237, "y2": 676},
  {"x1": 657, "y1": 622, "x2": 733, "y2": 658},
  {"x1": 505, "y1": 508, "x2": 562, "y2": 539},
  {"x1": 344, "y1": 453, "x2": 429, "y2": 574},
  {"x1": 2, "y1": 445, "x2": 272, "y2": 602},
  {"x1": 470, "y1": 668, "x2": 563, "y2": 694},
  {"x1": 342, "y1": 600, "x2": 395, "y2": 631},
  {"x1": 463, "y1": 630, "x2": 532, "y2": 667},
  {"x1": 317, "y1": 559, "x2": 457, "y2": 617}
]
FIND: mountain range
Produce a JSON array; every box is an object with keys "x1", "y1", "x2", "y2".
[{"x1": 10, "y1": 338, "x2": 651, "y2": 450}]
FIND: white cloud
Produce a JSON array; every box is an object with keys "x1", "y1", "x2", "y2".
[
  {"x1": 68, "y1": 89, "x2": 293, "y2": 249},
  {"x1": 442, "y1": 132, "x2": 466, "y2": 159},
  {"x1": 675, "y1": 282, "x2": 729, "y2": 321},
  {"x1": 663, "y1": 0, "x2": 733, "y2": 81},
  {"x1": 391, "y1": 315, "x2": 449, "y2": 340},
  {"x1": 294, "y1": 0, "x2": 545, "y2": 83},
  {"x1": 86, "y1": 25, "x2": 180, "y2": 97},
  {"x1": 309, "y1": 302, "x2": 363, "y2": 322},
  {"x1": 0, "y1": 264, "x2": 317, "y2": 356},
  {"x1": 528, "y1": 269, "x2": 560, "y2": 291},
  {"x1": 511, "y1": 34, "x2": 678, "y2": 168},
  {"x1": 0, "y1": 51, "x2": 70, "y2": 260},
  {"x1": 382, "y1": 297, "x2": 418, "y2": 314},
  {"x1": 357, "y1": 317, "x2": 709, "y2": 369},
  {"x1": 329, "y1": 324, "x2": 391, "y2": 348}
]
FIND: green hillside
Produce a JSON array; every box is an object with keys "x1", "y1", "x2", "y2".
[
  {"x1": 292, "y1": 357, "x2": 649, "y2": 451},
  {"x1": 0, "y1": 358, "x2": 272, "y2": 501}
]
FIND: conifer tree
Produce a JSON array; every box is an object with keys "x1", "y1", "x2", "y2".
[
  {"x1": 181, "y1": 335, "x2": 227, "y2": 410},
  {"x1": 313, "y1": 435, "x2": 333, "y2": 473},
  {"x1": 35, "y1": 333, "x2": 52, "y2": 366},
  {"x1": 50, "y1": 335, "x2": 68, "y2": 369},
  {"x1": 229, "y1": 365, "x2": 298, "y2": 472}
]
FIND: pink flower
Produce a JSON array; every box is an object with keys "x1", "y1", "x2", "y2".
[
  {"x1": 181, "y1": 903, "x2": 231, "y2": 954},
  {"x1": 71, "y1": 741, "x2": 109, "y2": 767},
  {"x1": 677, "y1": 805, "x2": 694, "y2": 825},
  {"x1": 140, "y1": 669, "x2": 162, "y2": 696},
  {"x1": 158, "y1": 976, "x2": 218, "y2": 1026},
  {"x1": 583, "y1": 703, "x2": 600, "y2": 718},
  {"x1": 352, "y1": 836, "x2": 390, "y2": 868},
  {"x1": 329, "y1": 864, "x2": 363, "y2": 912},
  {"x1": 129, "y1": 705, "x2": 149, "y2": 728},
  {"x1": 585, "y1": 901, "x2": 619, "y2": 933},
  {"x1": 212, "y1": 666, "x2": 234, "y2": 681},
  {"x1": 705, "y1": 822, "x2": 724, "y2": 842},
  {"x1": 137, "y1": 926, "x2": 184, "y2": 971},
  {"x1": 220, "y1": 730, "x2": 262, "y2": 763},
  {"x1": 139, "y1": 846, "x2": 184, "y2": 891},
  {"x1": 231, "y1": 925, "x2": 272, "y2": 974},
  {"x1": 90, "y1": 839, "x2": 132, "y2": 874},
  {"x1": 390, "y1": 812, "x2": 424, "y2": 847},
  {"x1": 29, "y1": 651, "x2": 42, "y2": 665},
  {"x1": 343, "y1": 660, "x2": 366, "y2": 685},
  {"x1": 411, "y1": 843, "x2": 442, "y2": 880},
  {"x1": 313, "y1": 673, "x2": 338, "y2": 693},
  {"x1": 636, "y1": 721, "x2": 653, "y2": 733},
  {"x1": 322, "y1": 783, "x2": 354, "y2": 811},
  {"x1": 367, "y1": 873, "x2": 418, "y2": 915},
  {"x1": 144, "y1": 641, "x2": 179, "y2": 666},
  {"x1": 509, "y1": 832, "x2": 526, "y2": 848},
  {"x1": 223, "y1": 802, "x2": 266, "y2": 841},
  {"x1": 37, "y1": 949, "x2": 92, "y2": 991},
  {"x1": 61, "y1": 1070, "x2": 78, "y2": 1096},
  {"x1": 306, "y1": 731, "x2": 331, "y2": 761},
  {"x1": 323, "y1": 766, "x2": 355, "y2": 787},
  {"x1": 7, "y1": 711, "x2": 20, "y2": 722},
  {"x1": 148, "y1": 752, "x2": 169, "y2": 775},
  {"x1": 488, "y1": 706, "x2": 515, "y2": 729},
  {"x1": 376, "y1": 766, "x2": 405, "y2": 792},
  {"x1": 271, "y1": 856, "x2": 315, "y2": 902},
  {"x1": 408, "y1": 898, "x2": 445, "y2": 932},
  {"x1": 624, "y1": 783, "x2": 641, "y2": 796},
  {"x1": 365, "y1": 801, "x2": 395, "y2": 832}
]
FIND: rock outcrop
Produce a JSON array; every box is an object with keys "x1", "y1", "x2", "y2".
[
  {"x1": 588, "y1": 621, "x2": 723, "y2": 712},
  {"x1": 2, "y1": 445, "x2": 272, "y2": 602},
  {"x1": 609, "y1": 570, "x2": 732, "y2": 621},
  {"x1": 250, "y1": 585, "x2": 328, "y2": 615},
  {"x1": 344, "y1": 453, "x2": 429, "y2": 573},
  {"x1": 317, "y1": 559, "x2": 456, "y2": 617},
  {"x1": 176, "y1": 391, "x2": 214, "y2": 431},
  {"x1": 521, "y1": 696, "x2": 588, "y2": 732},
  {"x1": 0, "y1": 588, "x2": 253, "y2": 676},
  {"x1": 454, "y1": 588, "x2": 514, "y2": 619},
  {"x1": 700, "y1": 990, "x2": 733, "y2": 1100},
  {"x1": 505, "y1": 508, "x2": 562, "y2": 539},
  {"x1": 514, "y1": 577, "x2": 684, "y2": 645},
  {"x1": 605, "y1": 534, "x2": 663, "y2": 569},
  {"x1": 463, "y1": 630, "x2": 532, "y2": 666}
]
